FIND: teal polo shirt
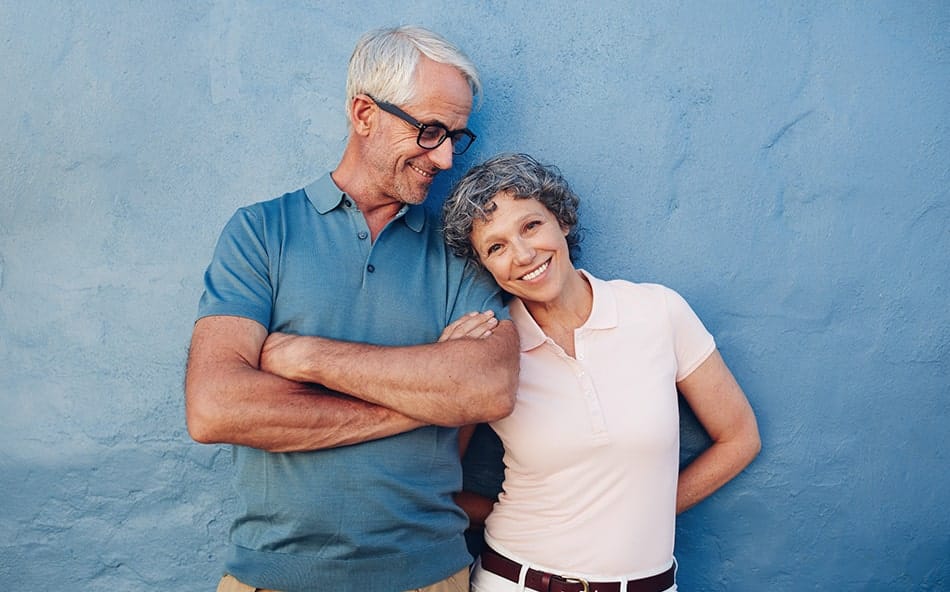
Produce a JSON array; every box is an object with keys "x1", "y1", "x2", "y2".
[{"x1": 197, "y1": 173, "x2": 509, "y2": 592}]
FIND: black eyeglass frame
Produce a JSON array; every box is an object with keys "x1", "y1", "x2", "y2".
[{"x1": 366, "y1": 94, "x2": 477, "y2": 155}]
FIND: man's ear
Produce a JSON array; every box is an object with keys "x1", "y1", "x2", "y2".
[{"x1": 350, "y1": 95, "x2": 375, "y2": 136}]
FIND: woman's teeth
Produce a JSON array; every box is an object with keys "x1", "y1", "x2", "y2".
[{"x1": 521, "y1": 260, "x2": 549, "y2": 281}]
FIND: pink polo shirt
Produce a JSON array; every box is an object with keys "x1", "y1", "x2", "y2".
[{"x1": 484, "y1": 271, "x2": 715, "y2": 579}]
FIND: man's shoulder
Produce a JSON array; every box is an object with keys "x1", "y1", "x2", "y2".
[
  {"x1": 229, "y1": 186, "x2": 314, "y2": 222},
  {"x1": 234, "y1": 173, "x2": 332, "y2": 213},
  {"x1": 257, "y1": 186, "x2": 310, "y2": 210}
]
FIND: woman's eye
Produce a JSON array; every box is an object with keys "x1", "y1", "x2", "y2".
[{"x1": 486, "y1": 244, "x2": 502, "y2": 255}]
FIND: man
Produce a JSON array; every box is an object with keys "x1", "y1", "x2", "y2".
[{"x1": 185, "y1": 26, "x2": 519, "y2": 592}]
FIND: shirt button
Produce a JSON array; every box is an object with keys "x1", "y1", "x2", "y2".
[
  {"x1": 357, "y1": 231, "x2": 368, "y2": 240},
  {"x1": 367, "y1": 264, "x2": 375, "y2": 273}
]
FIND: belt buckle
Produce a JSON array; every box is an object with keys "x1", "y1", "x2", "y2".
[{"x1": 556, "y1": 575, "x2": 589, "y2": 592}]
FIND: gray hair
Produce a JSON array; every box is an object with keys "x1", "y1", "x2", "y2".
[
  {"x1": 345, "y1": 26, "x2": 481, "y2": 121},
  {"x1": 442, "y1": 153, "x2": 582, "y2": 264}
]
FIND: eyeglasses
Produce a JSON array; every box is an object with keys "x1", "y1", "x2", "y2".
[{"x1": 367, "y1": 95, "x2": 477, "y2": 155}]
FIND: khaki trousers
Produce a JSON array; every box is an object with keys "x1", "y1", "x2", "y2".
[{"x1": 216, "y1": 566, "x2": 469, "y2": 592}]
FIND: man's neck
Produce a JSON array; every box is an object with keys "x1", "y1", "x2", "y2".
[{"x1": 331, "y1": 159, "x2": 404, "y2": 242}]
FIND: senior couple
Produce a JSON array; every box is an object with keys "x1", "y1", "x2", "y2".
[{"x1": 185, "y1": 25, "x2": 760, "y2": 592}]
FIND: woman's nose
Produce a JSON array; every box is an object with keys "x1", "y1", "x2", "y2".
[{"x1": 512, "y1": 239, "x2": 535, "y2": 264}]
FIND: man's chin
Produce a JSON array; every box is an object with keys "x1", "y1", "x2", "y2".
[{"x1": 402, "y1": 187, "x2": 431, "y2": 205}]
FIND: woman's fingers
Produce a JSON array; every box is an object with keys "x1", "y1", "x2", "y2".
[{"x1": 438, "y1": 311, "x2": 498, "y2": 342}]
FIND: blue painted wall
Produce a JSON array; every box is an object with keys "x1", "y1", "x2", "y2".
[{"x1": 1, "y1": 2, "x2": 947, "y2": 590}]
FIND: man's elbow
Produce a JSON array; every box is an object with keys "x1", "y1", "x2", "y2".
[
  {"x1": 184, "y1": 385, "x2": 223, "y2": 445},
  {"x1": 185, "y1": 410, "x2": 217, "y2": 445}
]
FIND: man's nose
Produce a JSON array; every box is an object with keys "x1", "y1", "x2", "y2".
[{"x1": 428, "y1": 139, "x2": 454, "y2": 171}]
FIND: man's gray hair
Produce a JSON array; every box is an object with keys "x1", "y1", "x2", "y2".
[
  {"x1": 345, "y1": 26, "x2": 481, "y2": 120},
  {"x1": 442, "y1": 153, "x2": 582, "y2": 265}
]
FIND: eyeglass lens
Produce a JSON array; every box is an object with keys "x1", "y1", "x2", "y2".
[{"x1": 418, "y1": 127, "x2": 473, "y2": 155}]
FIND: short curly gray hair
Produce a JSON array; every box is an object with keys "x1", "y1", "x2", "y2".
[{"x1": 442, "y1": 153, "x2": 581, "y2": 264}]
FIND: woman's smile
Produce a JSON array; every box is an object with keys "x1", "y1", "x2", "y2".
[{"x1": 520, "y1": 259, "x2": 549, "y2": 281}]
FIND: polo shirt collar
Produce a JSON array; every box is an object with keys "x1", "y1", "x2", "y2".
[
  {"x1": 510, "y1": 269, "x2": 618, "y2": 352},
  {"x1": 302, "y1": 173, "x2": 425, "y2": 233},
  {"x1": 401, "y1": 203, "x2": 425, "y2": 232}
]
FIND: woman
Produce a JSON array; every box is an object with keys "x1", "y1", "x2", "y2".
[{"x1": 440, "y1": 153, "x2": 761, "y2": 592}]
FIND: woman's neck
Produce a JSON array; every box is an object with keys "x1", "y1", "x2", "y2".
[{"x1": 523, "y1": 270, "x2": 593, "y2": 357}]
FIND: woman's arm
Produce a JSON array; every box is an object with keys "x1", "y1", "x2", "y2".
[
  {"x1": 442, "y1": 314, "x2": 507, "y2": 529},
  {"x1": 455, "y1": 489, "x2": 496, "y2": 530},
  {"x1": 456, "y1": 423, "x2": 498, "y2": 530},
  {"x1": 675, "y1": 349, "x2": 761, "y2": 513}
]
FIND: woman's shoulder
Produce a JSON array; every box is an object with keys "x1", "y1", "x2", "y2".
[
  {"x1": 596, "y1": 274, "x2": 682, "y2": 300},
  {"x1": 602, "y1": 276, "x2": 697, "y2": 317},
  {"x1": 580, "y1": 270, "x2": 695, "y2": 312}
]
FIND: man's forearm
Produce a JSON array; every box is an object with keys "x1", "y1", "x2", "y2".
[
  {"x1": 185, "y1": 315, "x2": 425, "y2": 453},
  {"x1": 259, "y1": 322, "x2": 520, "y2": 426},
  {"x1": 187, "y1": 365, "x2": 424, "y2": 452}
]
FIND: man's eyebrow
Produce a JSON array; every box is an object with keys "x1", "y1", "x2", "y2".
[
  {"x1": 420, "y1": 116, "x2": 451, "y2": 128},
  {"x1": 420, "y1": 115, "x2": 470, "y2": 132}
]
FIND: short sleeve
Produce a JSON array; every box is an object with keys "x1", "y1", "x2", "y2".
[
  {"x1": 196, "y1": 206, "x2": 273, "y2": 328},
  {"x1": 448, "y1": 259, "x2": 511, "y2": 324},
  {"x1": 663, "y1": 287, "x2": 716, "y2": 381}
]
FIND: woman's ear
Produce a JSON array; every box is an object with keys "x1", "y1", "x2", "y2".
[{"x1": 350, "y1": 95, "x2": 375, "y2": 136}]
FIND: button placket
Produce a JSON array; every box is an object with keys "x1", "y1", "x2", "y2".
[
  {"x1": 575, "y1": 336, "x2": 608, "y2": 435},
  {"x1": 343, "y1": 195, "x2": 376, "y2": 280}
]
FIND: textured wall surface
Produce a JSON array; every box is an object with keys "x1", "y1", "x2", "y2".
[{"x1": 1, "y1": 2, "x2": 947, "y2": 590}]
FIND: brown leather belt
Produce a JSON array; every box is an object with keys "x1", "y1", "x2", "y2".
[{"x1": 479, "y1": 546, "x2": 675, "y2": 592}]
